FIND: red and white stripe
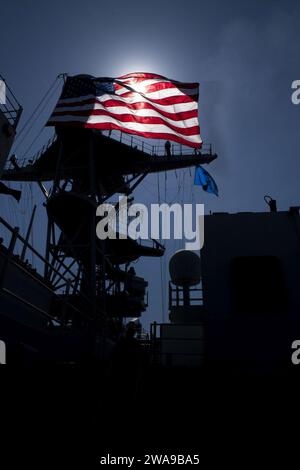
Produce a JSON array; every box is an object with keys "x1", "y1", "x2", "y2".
[{"x1": 48, "y1": 73, "x2": 202, "y2": 148}]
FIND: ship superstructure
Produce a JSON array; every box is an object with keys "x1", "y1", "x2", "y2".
[{"x1": 0, "y1": 75, "x2": 217, "y2": 364}]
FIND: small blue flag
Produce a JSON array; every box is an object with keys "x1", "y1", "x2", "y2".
[{"x1": 194, "y1": 165, "x2": 218, "y2": 196}]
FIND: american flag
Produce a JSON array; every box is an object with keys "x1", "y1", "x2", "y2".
[{"x1": 47, "y1": 73, "x2": 202, "y2": 148}]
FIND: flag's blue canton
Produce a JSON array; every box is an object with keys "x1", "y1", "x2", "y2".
[
  {"x1": 61, "y1": 76, "x2": 95, "y2": 99},
  {"x1": 194, "y1": 165, "x2": 218, "y2": 196},
  {"x1": 94, "y1": 80, "x2": 115, "y2": 96},
  {"x1": 60, "y1": 75, "x2": 115, "y2": 99}
]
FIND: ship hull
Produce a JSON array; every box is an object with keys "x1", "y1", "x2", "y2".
[{"x1": 0, "y1": 248, "x2": 113, "y2": 364}]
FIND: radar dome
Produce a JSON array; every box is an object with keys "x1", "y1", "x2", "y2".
[{"x1": 169, "y1": 250, "x2": 201, "y2": 287}]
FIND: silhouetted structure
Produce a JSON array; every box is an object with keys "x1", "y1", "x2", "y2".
[{"x1": 0, "y1": 75, "x2": 217, "y2": 365}]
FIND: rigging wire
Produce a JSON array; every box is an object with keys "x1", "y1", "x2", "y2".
[
  {"x1": 141, "y1": 178, "x2": 181, "y2": 203},
  {"x1": 157, "y1": 172, "x2": 165, "y2": 322},
  {"x1": 13, "y1": 76, "x2": 61, "y2": 151},
  {"x1": 163, "y1": 169, "x2": 167, "y2": 323},
  {"x1": 2, "y1": 77, "x2": 63, "y2": 269},
  {"x1": 174, "y1": 171, "x2": 182, "y2": 253},
  {"x1": 29, "y1": 182, "x2": 35, "y2": 267},
  {"x1": 180, "y1": 170, "x2": 187, "y2": 250},
  {"x1": 21, "y1": 80, "x2": 62, "y2": 159}
]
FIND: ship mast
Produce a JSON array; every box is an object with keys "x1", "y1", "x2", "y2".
[
  {"x1": 1, "y1": 77, "x2": 218, "y2": 338},
  {"x1": 0, "y1": 74, "x2": 22, "y2": 177}
]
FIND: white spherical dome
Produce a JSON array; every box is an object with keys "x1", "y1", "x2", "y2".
[{"x1": 169, "y1": 250, "x2": 201, "y2": 287}]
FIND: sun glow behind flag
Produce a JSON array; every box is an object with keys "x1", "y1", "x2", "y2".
[{"x1": 47, "y1": 73, "x2": 202, "y2": 148}]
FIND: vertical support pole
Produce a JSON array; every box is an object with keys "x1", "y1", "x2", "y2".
[
  {"x1": 153, "y1": 321, "x2": 157, "y2": 364},
  {"x1": 45, "y1": 135, "x2": 63, "y2": 279},
  {"x1": 168, "y1": 281, "x2": 172, "y2": 310},
  {"x1": 61, "y1": 279, "x2": 71, "y2": 325},
  {"x1": 52, "y1": 137, "x2": 64, "y2": 195},
  {"x1": 44, "y1": 216, "x2": 52, "y2": 279},
  {"x1": 183, "y1": 284, "x2": 190, "y2": 307},
  {"x1": 89, "y1": 130, "x2": 107, "y2": 362},
  {"x1": 8, "y1": 227, "x2": 19, "y2": 253},
  {"x1": 0, "y1": 226, "x2": 19, "y2": 289},
  {"x1": 21, "y1": 204, "x2": 36, "y2": 261},
  {"x1": 89, "y1": 133, "x2": 97, "y2": 320}
]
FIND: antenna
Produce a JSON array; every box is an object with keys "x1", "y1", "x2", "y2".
[{"x1": 264, "y1": 195, "x2": 277, "y2": 212}]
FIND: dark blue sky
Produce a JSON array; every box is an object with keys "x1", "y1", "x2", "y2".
[{"x1": 1, "y1": 0, "x2": 300, "y2": 328}]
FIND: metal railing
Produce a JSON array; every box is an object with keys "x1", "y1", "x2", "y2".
[
  {"x1": 4, "y1": 133, "x2": 57, "y2": 170},
  {"x1": 169, "y1": 281, "x2": 203, "y2": 308},
  {"x1": 0, "y1": 215, "x2": 91, "y2": 324},
  {"x1": 103, "y1": 129, "x2": 212, "y2": 157},
  {"x1": 4, "y1": 127, "x2": 212, "y2": 172},
  {"x1": 0, "y1": 74, "x2": 23, "y2": 129}
]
